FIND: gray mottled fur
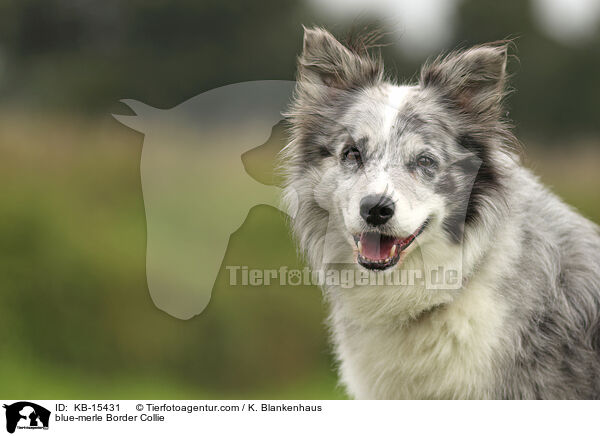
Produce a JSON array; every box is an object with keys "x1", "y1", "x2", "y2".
[{"x1": 281, "y1": 27, "x2": 600, "y2": 399}]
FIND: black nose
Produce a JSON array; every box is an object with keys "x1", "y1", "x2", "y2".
[{"x1": 360, "y1": 194, "x2": 395, "y2": 226}]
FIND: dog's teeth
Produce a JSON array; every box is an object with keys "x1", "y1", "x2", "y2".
[
  {"x1": 390, "y1": 245, "x2": 397, "y2": 258},
  {"x1": 357, "y1": 241, "x2": 363, "y2": 254}
]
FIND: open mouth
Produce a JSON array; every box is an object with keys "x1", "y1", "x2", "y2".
[{"x1": 353, "y1": 220, "x2": 429, "y2": 271}]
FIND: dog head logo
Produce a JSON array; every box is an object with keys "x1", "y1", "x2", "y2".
[
  {"x1": 3, "y1": 402, "x2": 50, "y2": 434},
  {"x1": 113, "y1": 80, "x2": 297, "y2": 320}
]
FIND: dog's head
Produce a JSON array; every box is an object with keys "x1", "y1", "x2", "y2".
[{"x1": 283, "y1": 27, "x2": 515, "y2": 276}]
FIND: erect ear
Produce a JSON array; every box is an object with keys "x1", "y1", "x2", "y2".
[
  {"x1": 298, "y1": 26, "x2": 382, "y2": 90},
  {"x1": 420, "y1": 44, "x2": 508, "y2": 118}
]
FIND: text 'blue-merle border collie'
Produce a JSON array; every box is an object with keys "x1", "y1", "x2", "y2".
[{"x1": 281, "y1": 26, "x2": 600, "y2": 399}]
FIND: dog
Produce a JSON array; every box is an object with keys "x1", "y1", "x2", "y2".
[{"x1": 281, "y1": 27, "x2": 600, "y2": 399}]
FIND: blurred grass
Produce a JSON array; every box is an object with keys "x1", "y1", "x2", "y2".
[
  {"x1": 526, "y1": 143, "x2": 600, "y2": 223},
  {"x1": 0, "y1": 351, "x2": 346, "y2": 399},
  {"x1": 0, "y1": 112, "x2": 597, "y2": 399},
  {"x1": 0, "y1": 111, "x2": 343, "y2": 399}
]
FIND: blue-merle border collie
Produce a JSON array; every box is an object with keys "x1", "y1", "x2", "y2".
[{"x1": 281, "y1": 26, "x2": 600, "y2": 399}]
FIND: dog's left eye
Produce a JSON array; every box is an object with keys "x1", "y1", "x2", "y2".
[
  {"x1": 343, "y1": 147, "x2": 363, "y2": 166},
  {"x1": 417, "y1": 155, "x2": 436, "y2": 168}
]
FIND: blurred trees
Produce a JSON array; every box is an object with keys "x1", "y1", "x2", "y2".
[
  {"x1": 0, "y1": 0, "x2": 309, "y2": 114},
  {"x1": 0, "y1": 0, "x2": 598, "y2": 141}
]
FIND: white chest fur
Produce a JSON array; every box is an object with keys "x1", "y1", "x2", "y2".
[{"x1": 328, "y1": 272, "x2": 507, "y2": 399}]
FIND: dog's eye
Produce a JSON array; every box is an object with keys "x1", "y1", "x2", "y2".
[
  {"x1": 417, "y1": 155, "x2": 436, "y2": 168},
  {"x1": 343, "y1": 147, "x2": 362, "y2": 166}
]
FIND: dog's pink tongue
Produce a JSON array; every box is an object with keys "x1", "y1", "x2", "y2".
[{"x1": 360, "y1": 233, "x2": 396, "y2": 260}]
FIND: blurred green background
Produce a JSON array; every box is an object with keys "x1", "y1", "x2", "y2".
[{"x1": 0, "y1": 0, "x2": 598, "y2": 399}]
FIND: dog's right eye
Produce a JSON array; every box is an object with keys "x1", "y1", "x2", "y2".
[{"x1": 342, "y1": 146, "x2": 362, "y2": 166}]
